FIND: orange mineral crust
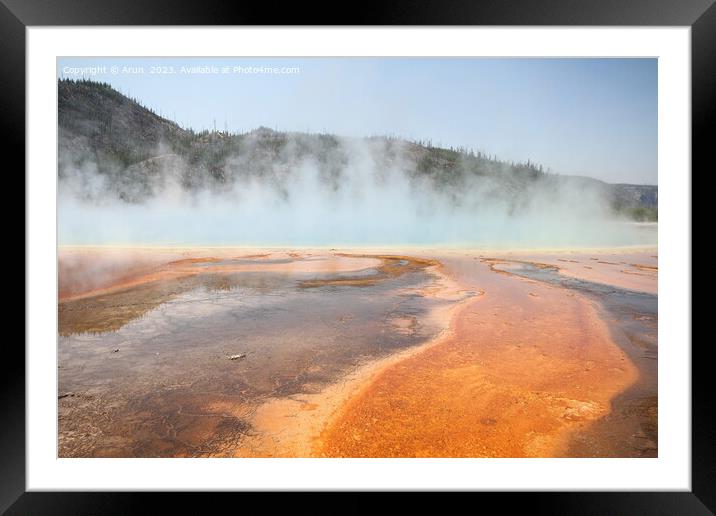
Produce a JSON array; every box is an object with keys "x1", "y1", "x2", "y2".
[
  {"x1": 319, "y1": 257, "x2": 640, "y2": 457},
  {"x1": 58, "y1": 248, "x2": 656, "y2": 458}
]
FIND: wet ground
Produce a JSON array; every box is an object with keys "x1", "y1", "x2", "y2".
[
  {"x1": 58, "y1": 248, "x2": 657, "y2": 458},
  {"x1": 58, "y1": 253, "x2": 452, "y2": 457},
  {"x1": 487, "y1": 259, "x2": 657, "y2": 456},
  {"x1": 320, "y1": 251, "x2": 657, "y2": 458}
]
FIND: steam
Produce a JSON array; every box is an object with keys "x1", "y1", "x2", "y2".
[{"x1": 58, "y1": 134, "x2": 656, "y2": 248}]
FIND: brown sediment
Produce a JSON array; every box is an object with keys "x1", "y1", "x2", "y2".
[
  {"x1": 297, "y1": 255, "x2": 439, "y2": 288},
  {"x1": 166, "y1": 257, "x2": 224, "y2": 266},
  {"x1": 630, "y1": 263, "x2": 658, "y2": 271},
  {"x1": 59, "y1": 248, "x2": 383, "y2": 302},
  {"x1": 59, "y1": 273, "x2": 211, "y2": 336},
  {"x1": 620, "y1": 269, "x2": 648, "y2": 276},
  {"x1": 481, "y1": 257, "x2": 556, "y2": 275},
  {"x1": 58, "y1": 250, "x2": 384, "y2": 333},
  {"x1": 318, "y1": 256, "x2": 641, "y2": 458}
]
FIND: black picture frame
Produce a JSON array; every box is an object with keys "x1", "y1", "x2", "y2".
[{"x1": 6, "y1": 0, "x2": 707, "y2": 512}]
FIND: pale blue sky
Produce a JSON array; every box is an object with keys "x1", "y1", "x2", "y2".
[{"x1": 58, "y1": 57, "x2": 657, "y2": 185}]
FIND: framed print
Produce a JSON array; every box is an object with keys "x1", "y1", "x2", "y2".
[{"x1": 7, "y1": 0, "x2": 708, "y2": 512}]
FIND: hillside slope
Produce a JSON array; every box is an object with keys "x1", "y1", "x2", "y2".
[{"x1": 58, "y1": 79, "x2": 657, "y2": 221}]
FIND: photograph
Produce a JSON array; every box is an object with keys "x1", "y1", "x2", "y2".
[
  {"x1": 56, "y1": 56, "x2": 658, "y2": 459},
  {"x1": 0, "y1": 0, "x2": 707, "y2": 504}
]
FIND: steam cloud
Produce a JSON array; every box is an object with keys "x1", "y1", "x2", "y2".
[{"x1": 58, "y1": 134, "x2": 657, "y2": 248}]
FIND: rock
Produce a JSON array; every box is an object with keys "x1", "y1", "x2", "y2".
[{"x1": 227, "y1": 354, "x2": 246, "y2": 361}]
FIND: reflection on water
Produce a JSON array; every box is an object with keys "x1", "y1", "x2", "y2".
[{"x1": 58, "y1": 259, "x2": 449, "y2": 457}]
